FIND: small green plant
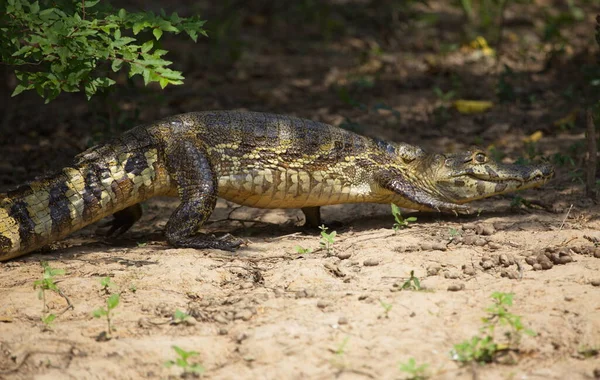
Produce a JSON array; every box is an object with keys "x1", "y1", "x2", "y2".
[
  {"x1": 319, "y1": 225, "x2": 336, "y2": 255},
  {"x1": 165, "y1": 345, "x2": 205, "y2": 376},
  {"x1": 451, "y1": 292, "x2": 536, "y2": 364},
  {"x1": 379, "y1": 300, "x2": 393, "y2": 318},
  {"x1": 172, "y1": 309, "x2": 190, "y2": 324},
  {"x1": 294, "y1": 245, "x2": 313, "y2": 254},
  {"x1": 99, "y1": 276, "x2": 117, "y2": 294},
  {"x1": 392, "y1": 204, "x2": 417, "y2": 232},
  {"x1": 433, "y1": 86, "x2": 456, "y2": 102},
  {"x1": 401, "y1": 270, "x2": 422, "y2": 291},
  {"x1": 398, "y1": 357, "x2": 429, "y2": 380},
  {"x1": 509, "y1": 196, "x2": 530, "y2": 209},
  {"x1": 33, "y1": 262, "x2": 65, "y2": 327},
  {"x1": 93, "y1": 278, "x2": 120, "y2": 339}
]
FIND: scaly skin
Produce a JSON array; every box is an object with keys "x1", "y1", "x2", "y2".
[{"x1": 0, "y1": 111, "x2": 554, "y2": 261}]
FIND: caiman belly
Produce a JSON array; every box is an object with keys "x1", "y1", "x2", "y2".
[{"x1": 216, "y1": 168, "x2": 395, "y2": 208}]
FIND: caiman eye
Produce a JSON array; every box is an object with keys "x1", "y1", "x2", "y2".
[{"x1": 474, "y1": 152, "x2": 487, "y2": 164}]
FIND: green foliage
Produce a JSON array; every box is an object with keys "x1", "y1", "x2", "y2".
[
  {"x1": 401, "y1": 270, "x2": 422, "y2": 291},
  {"x1": 379, "y1": 299, "x2": 393, "y2": 318},
  {"x1": 451, "y1": 292, "x2": 536, "y2": 364},
  {"x1": 93, "y1": 277, "x2": 120, "y2": 339},
  {"x1": 319, "y1": 225, "x2": 336, "y2": 255},
  {"x1": 172, "y1": 309, "x2": 190, "y2": 324},
  {"x1": 1, "y1": 0, "x2": 207, "y2": 102},
  {"x1": 165, "y1": 346, "x2": 205, "y2": 375},
  {"x1": 33, "y1": 261, "x2": 65, "y2": 327},
  {"x1": 392, "y1": 204, "x2": 417, "y2": 232},
  {"x1": 294, "y1": 245, "x2": 313, "y2": 254},
  {"x1": 398, "y1": 357, "x2": 429, "y2": 380},
  {"x1": 99, "y1": 276, "x2": 116, "y2": 294}
]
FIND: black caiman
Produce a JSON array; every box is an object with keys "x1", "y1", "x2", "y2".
[{"x1": 0, "y1": 111, "x2": 553, "y2": 261}]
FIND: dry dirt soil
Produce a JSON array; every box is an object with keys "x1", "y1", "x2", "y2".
[{"x1": 1, "y1": 1, "x2": 600, "y2": 379}]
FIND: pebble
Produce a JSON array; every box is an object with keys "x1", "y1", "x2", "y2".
[
  {"x1": 420, "y1": 242, "x2": 433, "y2": 251},
  {"x1": 214, "y1": 314, "x2": 229, "y2": 324},
  {"x1": 475, "y1": 223, "x2": 495, "y2": 236},
  {"x1": 525, "y1": 256, "x2": 537, "y2": 266},
  {"x1": 338, "y1": 316, "x2": 348, "y2": 325},
  {"x1": 481, "y1": 260, "x2": 494, "y2": 270},
  {"x1": 444, "y1": 270, "x2": 461, "y2": 279},
  {"x1": 295, "y1": 290, "x2": 308, "y2": 299},
  {"x1": 532, "y1": 263, "x2": 542, "y2": 271},
  {"x1": 234, "y1": 309, "x2": 254, "y2": 321},
  {"x1": 540, "y1": 259, "x2": 554, "y2": 270},
  {"x1": 463, "y1": 235, "x2": 477, "y2": 245},
  {"x1": 427, "y1": 264, "x2": 441, "y2": 276},
  {"x1": 499, "y1": 253, "x2": 514, "y2": 267},
  {"x1": 559, "y1": 255, "x2": 573, "y2": 264},
  {"x1": 500, "y1": 270, "x2": 519, "y2": 280},
  {"x1": 184, "y1": 316, "x2": 198, "y2": 326},
  {"x1": 564, "y1": 296, "x2": 573, "y2": 302},
  {"x1": 363, "y1": 259, "x2": 380, "y2": 267},
  {"x1": 591, "y1": 279, "x2": 600, "y2": 287},
  {"x1": 462, "y1": 265, "x2": 476, "y2": 276},
  {"x1": 337, "y1": 252, "x2": 352, "y2": 260},
  {"x1": 488, "y1": 241, "x2": 502, "y2": 250},
  {"x1": 447, "y1": 283, "x2": 465, "y2": 292},
  {"x1": 594, "y1": 248, "x2": 600, "y2": 258},
  {"x1": 431, "y1": 242, "x2": 447, "y2": 251},
  {"x1": 240, "y1": 282, "x2": 254, "y2": 289},
  {"x1": 317, "y1": 300, "x2": 329, "y2": 309},
  {"x1": 474, "y1": 238, "x2": 487, "y2": 247},
  {"x1": 218, "y1": 328, "x2": 228, "y2": 335}
]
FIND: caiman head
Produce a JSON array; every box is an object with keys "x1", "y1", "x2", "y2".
[{"x1": 421, "y1": 149, "x2": 554, "y2": 206}]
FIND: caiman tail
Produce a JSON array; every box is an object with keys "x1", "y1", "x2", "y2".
[{"x1": 0, "y1": 127, "x2": 172, "y2": 261}]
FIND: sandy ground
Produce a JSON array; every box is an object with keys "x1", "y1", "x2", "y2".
[
  {"x1": 2, "y1": 1, "x2": 600, "y2": 378},
  {"x1": 1, "y1": 194, "x2": 600, "y2": 379}
]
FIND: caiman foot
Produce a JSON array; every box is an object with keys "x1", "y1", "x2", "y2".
[{"x1": 168, "y1": 233, "x2": 243, "y2": 252}]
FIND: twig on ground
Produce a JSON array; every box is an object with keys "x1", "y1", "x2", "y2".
[{"x1": 559, "y1": 204, "x2": 573, "y2": 231}]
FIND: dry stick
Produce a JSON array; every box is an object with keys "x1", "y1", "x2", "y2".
[
  {"x1": 559, "y1": 204, "x2": 573, "y2": 231},
  {"x1": 586, "y1": 109, "x2": 597, "y2": 198}
]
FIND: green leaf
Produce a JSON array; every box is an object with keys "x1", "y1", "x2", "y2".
[
  {"x1": 111, "y1": 59, "x2": 123, "y2": 72},
  {"x1": 141, "y1": 40, "x2": 153, "y2": 53},
  {"x1": 118, "y1": 8, "x2": 126, "y2": 19},
  {"x1": 93, "y1": 308, "x2": 107, "y2": 318},
  {"x1": 12, "y1": 84, "x2": 28, "y2": 97},
  {"x1": 30, "y1": 1, "x2": 40, "y2": 14},
  {"x1": 107, "y1": 294, "x2": 120, "y2": 310},
  {"x1": 153, "y1": 28, "x2": 163, "y2": 40}
]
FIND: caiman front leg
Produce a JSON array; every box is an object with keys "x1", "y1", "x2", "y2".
[
  {"x1": 375, "y1": 169, "x2": 470, "y2": 213},
  {"x1": 165, "y1": 140, "x2": 242, "y2": 251}
]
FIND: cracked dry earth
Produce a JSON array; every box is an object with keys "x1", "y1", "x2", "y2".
[{"x1": 1, "y1": 193, "x2": 600, "y2": 380}]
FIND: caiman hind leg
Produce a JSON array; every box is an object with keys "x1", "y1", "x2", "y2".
[
  {"x1": 301, "y1": 206, "x2": 321, "y2": 228},
  {"x1": 165, "y1": 140, "x2": 242, "y2": 251},
  {"x1": 106, "y1": 204, "x2": 143, "y2": 236},
  {"x1": 301, "y1": 206, "x2": 343, "y2": 230}
]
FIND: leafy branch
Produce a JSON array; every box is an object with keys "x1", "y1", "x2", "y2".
[{"x1": 1, "y1": 0, "x2": 207, "y2": 102}]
